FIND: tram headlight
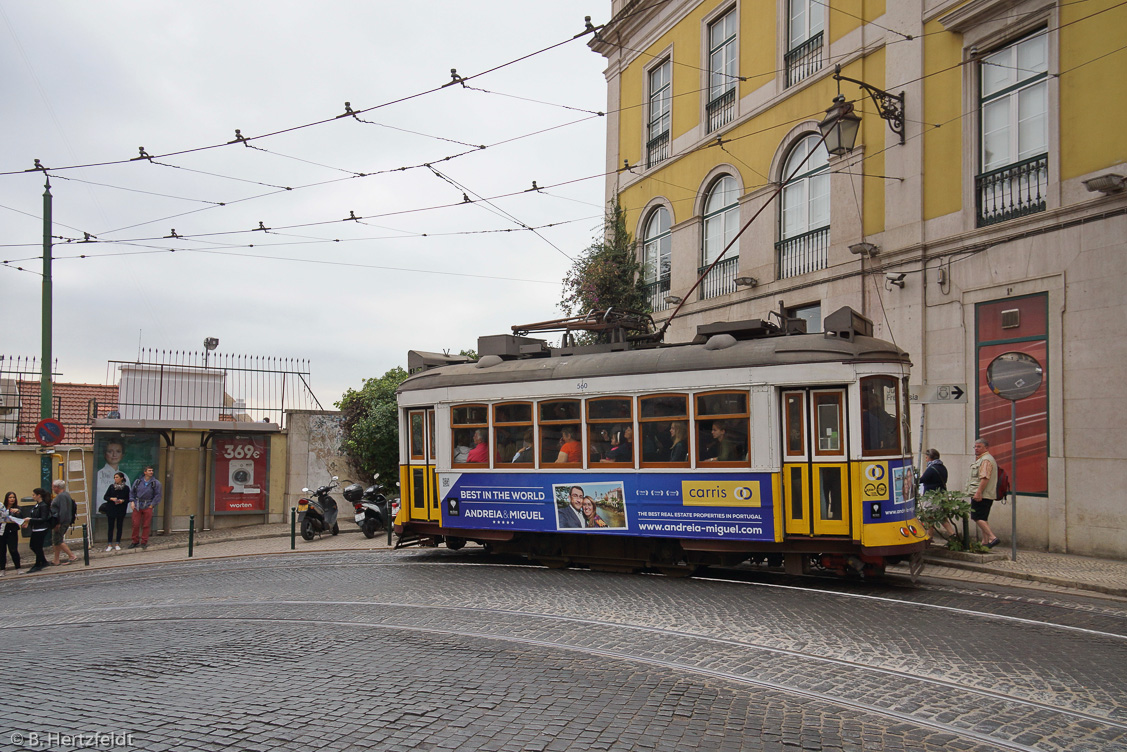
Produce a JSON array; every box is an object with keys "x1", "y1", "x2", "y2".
[{"x1": 899, "y1": 526, "x2": 910, "y2": 537}]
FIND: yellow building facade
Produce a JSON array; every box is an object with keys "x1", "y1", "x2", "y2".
[{"x1": 592, "y1": 0, "x2": 1127, "y2": 557}]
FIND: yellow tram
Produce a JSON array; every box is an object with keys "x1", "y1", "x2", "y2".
[{"x1": 394, "y1": 308, "x2": 927, "y2": 577}]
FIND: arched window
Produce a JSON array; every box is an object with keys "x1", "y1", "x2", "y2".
[
  {"x1": 700, "y1": 176, "x2": 739, "y2": 298},
  {"x1": 642, "y1": 207, "x2": 671, "y2": 311},
  {"x1": 777, "y1": 135, "x2": 829, "y2": 278}
]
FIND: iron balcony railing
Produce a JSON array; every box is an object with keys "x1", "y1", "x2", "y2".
[
  {"x1": 976, "y1": 153, "x2": 1048, "y2": 227},
  {"x1": 646, "y1": 130, "x2": 670, "y2": 169},
  {"x1": 643, "y1": 276, "x2": 671, "y2": 312},
  {"x1": 785, "y1": 31, "x2": 823, "y2": 87},
  {"x1": 698, "y1": 256, "x2": 738, "y2": 299},
  {"x1": 775, "y1": 226, "x2": 829, "y2": 279},
  {"x1": 706, "y1": 88, "x2": 736, "y2": 133}
]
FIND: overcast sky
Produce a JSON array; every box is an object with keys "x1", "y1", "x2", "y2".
[{"x1": 1, "y1": 1, "x2": 610, "y2": 409}]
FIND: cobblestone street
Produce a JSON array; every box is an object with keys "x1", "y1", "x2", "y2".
[{"x1": 3, "y1": 548, "x2": 1126, "y2": 751}]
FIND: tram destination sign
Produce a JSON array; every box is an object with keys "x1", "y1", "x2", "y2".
[{"x1": 908, "y1": 384, "x2": 967, "y2": 404}]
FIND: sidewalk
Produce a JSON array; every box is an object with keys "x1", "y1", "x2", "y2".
[
  {"x1": 914, "y1": 547, "x2": 1127, "y2": 598},
  {"x1": 6, "y1": 523, "x2": 1127, "y2": 598}
]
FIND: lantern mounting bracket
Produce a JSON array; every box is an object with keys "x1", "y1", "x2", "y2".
[{"x1": 832, "y1": 64, "x2": 905, "y2": 145}]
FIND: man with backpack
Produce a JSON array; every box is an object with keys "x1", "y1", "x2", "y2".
[
  {"x1": 967, "y1": 438, "x2": 1001, "y2": 548},
  {"x1": 129, "y1": 466, "x2": 162, "y2": 550},
  {"x1": 50, "y1": 479, "x2": 79, "y2": 565}
]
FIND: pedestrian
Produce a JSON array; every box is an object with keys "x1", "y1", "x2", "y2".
[
  {"x1": 27, "y1": 488, "x2": 52, "y2": 573},
  {"x1": 129, "y1": 466, "x2": 162, "y2": 549},
  {"x1": 967, "y1": 438, "x2": 1001, "y2": 548},
  {"x1": 103, "y1": 472, "x2": 130, "y2": 552},
  {"x1": 1, "y1": 491, "x2": 27, "y2": 574},
  {"x1": 50, "y1": 479, "x2": 79, "y2": 566},
  {"x1": 920, "y1": 449, "x2": 956, "y2": 540}
]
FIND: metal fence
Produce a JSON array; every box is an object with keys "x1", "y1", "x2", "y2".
[
  {"x1": 976, "y1": 154, "x2": 1049, "y2": 227},
  {"x1": 0, "y1": 356, "x2": 52, "y2": 443},
  {"x1": 776, "y1": 226, "x2": 830, "y2": 279},
  {"x1": 706, "y1": 88, "x2": 736, "y2": 133},
  {"x1": 785, "y1": 32, "x2": 823, "y2": 87},
  {"x1": 110, "y1": 350, "x2": 322, "y2": 426},
  {"x1": 698, "y1": 256, "x2": 738, "y2": 299}
]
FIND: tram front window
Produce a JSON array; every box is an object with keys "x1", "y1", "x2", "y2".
[{"x1": 860, "y1": 376, "x2": 901, "y2": 455}]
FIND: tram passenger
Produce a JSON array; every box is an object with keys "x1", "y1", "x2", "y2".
[
  {"x1": 582, "y1": 496, "x2": 608, "y2": 528},
  {"x1": 861, "y1": 389, "x2": 898, "y2": 451},
  {"x1": 669, "y1": 422, "x2": 688, "y2": 462},
  {"x1": 466, "y1": 429, "x2": 488, "y2": 464},
  {"x1": 511, "y1": 430, "x2": 535, "y2": 463},
  {"x1": 702, "y1": 421, "x2": 737, "y2": 462},
  {"x1": 555, "y1": 428, "x2": 582, "y2": 463},
  {"x1": 603, "y1": 426, "x2": 633, "y2": 463}
]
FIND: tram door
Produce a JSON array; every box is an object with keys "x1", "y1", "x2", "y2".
[
  {"x1": 781, "y1": 389, "x2": 850, "y2": 537},
  {"x1": 405, "y1": 408, "x2": 439, "y2": 523}
]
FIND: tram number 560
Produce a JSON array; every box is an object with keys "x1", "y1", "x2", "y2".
[{"x1": 576, "y1": 381, "x2": 589, "y2": 391}]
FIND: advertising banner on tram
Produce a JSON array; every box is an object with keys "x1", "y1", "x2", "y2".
[
  {"x1": 860, "y1": 458, "x2": 916, "y2": 525},
  {"x1": 438, "y1": 472, "x2": 775, "y2": 541}
]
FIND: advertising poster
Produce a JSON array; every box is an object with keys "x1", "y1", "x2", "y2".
[
  {"x1": 213, "y1": 435, "x2": 269, "y2": 514},
  {"x1": 439, "y1": 472, "x2": 774, "y2": 541},
  {"x1": 93, "y1": 432, "x2": 161, "y2": 505},
  {"x1": 862, "y1": 459, "x2": 917, "y2": 524}
]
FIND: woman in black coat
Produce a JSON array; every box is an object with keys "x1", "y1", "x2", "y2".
[
  {"x1": 102, "y1": 472, "x2": 130, "y2": 552},
  {"x1": 27, "y1": 488, "x2": 51, "y2": 573},
  {"x1": 920, "y1": 448, "x2": 948, "y2": 492}
]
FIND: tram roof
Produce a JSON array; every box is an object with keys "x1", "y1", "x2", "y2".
[{"x1": 398, "y1": 332, "x2": 910, "y2": 395}]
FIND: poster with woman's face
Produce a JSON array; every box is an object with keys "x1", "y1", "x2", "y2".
[{"x1": 93, "y1": 433, "x2": 159, "y2": 503}]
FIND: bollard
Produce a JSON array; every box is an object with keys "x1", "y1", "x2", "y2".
[
  {"x1": 962, "y1": 513, "x2": 971, "y2": 550},
  {"x1": 290, "y1": 507, "x2": 296, "y2": 550},
  {"x1": 188, "y1": 515, "x2": 195, "y2": 558},
  {"x1": 82, "y1": 524, "x2": 90, "y2": 566}
]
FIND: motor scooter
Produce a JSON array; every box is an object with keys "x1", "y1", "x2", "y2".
[
  {"x1": 344, "y1": 474, "x2": 389, "y2": 539},
  {"x1": 298, "y1": 477, "x2": 341, "y2": 541}
]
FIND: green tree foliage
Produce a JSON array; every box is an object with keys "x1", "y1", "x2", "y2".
[
  {"x1": 560, "y1": 201, "x2": 648, "y2": 317},
  {"x1": 336, "y1": 366, "x2": 408, "y2": 483}
]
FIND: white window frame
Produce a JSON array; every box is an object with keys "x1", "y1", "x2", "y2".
[
  {"x1": 949, "y1": 2, "x2": 1059, "y2": 232},
  {"x1": 646, "y1": 59, "x2": 672, "y2": 168},
  {"x1": 702, "y1": 175, "x2": 739, "y2": 267},
  {"x1": 642, "y1": 207, "x2": 672, "y2": 311},
  {"x1": 703, "y1": 6, "x2": 739, "y2": 133}
]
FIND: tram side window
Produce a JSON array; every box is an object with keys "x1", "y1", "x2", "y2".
[
  {"x1": 860, "y1": 376, "x2": 901, "y2": 455},
  {"x1": 452, "y1": 404, "x2": 489, "y2": 465},
  {"x1": 639, "y1": 394, "x2": 690, "y2": 466},
  {"x1": 494, "y1": 402, "x2": 533, "y2": 465},
  {"x1": 540, "y1": 399, "x2": 582, "y2": 465},
  {"x1": 588, "y1": 397, "x2": 634, "y2": 465},
  {"x1": 695, "y1": 391, "x2": 749, "y2": 465},
  {"x1": 409, "y1": 411, "x2": 425, "y2": 460}
]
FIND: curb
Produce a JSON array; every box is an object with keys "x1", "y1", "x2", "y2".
[{"x1": 922, "y1": 557, "x2": 1127, "y2": 598}]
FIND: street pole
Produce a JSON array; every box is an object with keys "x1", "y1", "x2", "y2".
[
  {"x1": 40, "y1": 177, "x2": 53, "y2": 488},
  {"x1": 1010, "y1": 401, "x2": 1018, "y2": 562}
]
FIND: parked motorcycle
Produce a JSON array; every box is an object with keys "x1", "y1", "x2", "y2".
[
  {"x1": 345, "y1": 474, "x2": 389, "y2": 539},
  {"x1": 298, "y1": 477, "x2": 341, "y2": 541}
]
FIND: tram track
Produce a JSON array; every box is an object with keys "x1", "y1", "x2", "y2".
[
  {"x1": 9, "y1": 553, "x2": 1127, "y2": 638},
  {"x1": 7, "y1": 604, "x2": 1124, "y2": 752}
]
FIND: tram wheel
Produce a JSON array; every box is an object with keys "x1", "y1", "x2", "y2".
[
  {"x1": 539, "y1": 557, "x2": 571, "y2": 569},
  {"x1": 446, "y1": 537, "x2": 466, "y2": 550}
]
